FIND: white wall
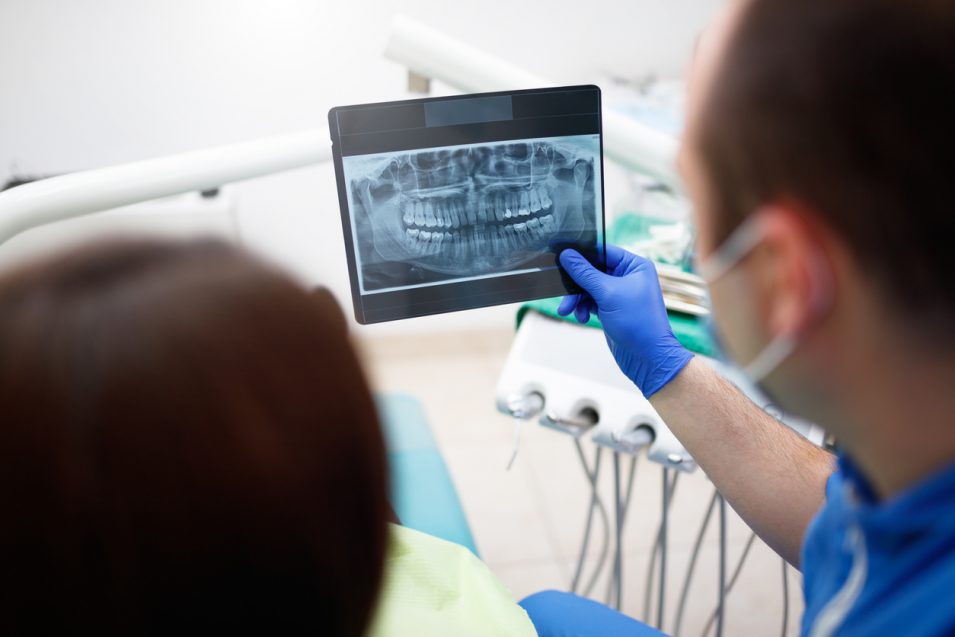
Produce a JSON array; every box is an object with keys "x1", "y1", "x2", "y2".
[{"x1": 0, "y1": 0, "x2": 720, "y2": 333}]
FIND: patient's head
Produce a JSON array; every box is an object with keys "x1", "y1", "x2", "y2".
[{"x1": 0, "y1": 238, "x2": 389, "y2": 634}]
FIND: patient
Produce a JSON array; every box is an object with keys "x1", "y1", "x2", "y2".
[{"x1": 0, "y1": 238, "x2": 390, "y2": 634}]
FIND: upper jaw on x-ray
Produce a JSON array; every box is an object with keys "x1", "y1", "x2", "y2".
[{"x1": 347, "y1": 138, "x2": 598, "y2": 289}]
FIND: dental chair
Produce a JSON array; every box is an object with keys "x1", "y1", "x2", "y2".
[{"x1": 376, "y1": 393, "x2": 478, "y2": 554}]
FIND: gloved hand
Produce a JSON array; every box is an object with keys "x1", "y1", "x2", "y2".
[{"x1": 557, "y1": 245, "x2": 693, "y2": 397}]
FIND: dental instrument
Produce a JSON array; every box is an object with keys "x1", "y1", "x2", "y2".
[
  {"x1": 612, "y1": 454, "x2": 624, "y2": 610},
  {"x1": 659, "y1": 468, "x2": 671, "y2": 630},
  {"x1": 702, "y1": 528, "x2": 757, "y2": 637},
  {"x1": 716, "y1": 495, "x2": 728, "y2": 637},
  {"x1": 569, "y1": 440, "x2": 610, "y2": 598},
  {"x1": 504, "y1": 391, "x2": 545, "y2": 470},
  {"x1": 607, "y1": 451, "x2": 640, "y2": 610},
  {"x1": 673, "y1": 490, "x2": 720, "y2": 637},
  {"x1": 781, "y1": 561, "x2": 790, "y2": 637},
  {"x1": 642, "y1": 470, "x2": 681, "y2": 629}
]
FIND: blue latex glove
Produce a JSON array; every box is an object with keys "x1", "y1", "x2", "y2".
[{"x1": 557, "y1": 245, "x2": 694, "y2": 397}]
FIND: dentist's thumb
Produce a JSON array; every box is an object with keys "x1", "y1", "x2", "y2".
[{"x1": 559, "y1": 249, "x2": 610, "y2": 303}]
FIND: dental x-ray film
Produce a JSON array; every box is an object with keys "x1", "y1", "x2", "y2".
[{"x1": 329, "y1": 85, "x2": 606, "y2": 323}]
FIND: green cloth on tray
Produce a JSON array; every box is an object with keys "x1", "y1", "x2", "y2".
[
  {"x1": 516, "y1": 213, "x2": 718, "y2": 358},
  {"x1": 515, "y1": 297, "x2": 717, "y2": 358}
]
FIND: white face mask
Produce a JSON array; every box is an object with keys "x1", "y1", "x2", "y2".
[{"x1": 697, "y1": 215, "x2": 800, "y2": 386}]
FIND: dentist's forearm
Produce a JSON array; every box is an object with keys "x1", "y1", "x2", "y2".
[{"x1": 649, "y1": 357, "x2": 835, "y2": 568}]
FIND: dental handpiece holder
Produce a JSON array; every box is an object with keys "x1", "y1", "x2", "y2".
[
  {"x1": 503, "y1": 391, "x2": 545, "y2": 421},
  {"x1": 495, "y1": 311, "x2": 697, "y2": 472},
  {"x1": 540, "y1": 408, "x2": 599, "y2": 437}
]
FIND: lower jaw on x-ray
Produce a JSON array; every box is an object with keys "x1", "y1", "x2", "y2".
[
  {"x1": 330, "y1": 85, "x2": 605, "y2": 323},
  {"x1": 346, "y1": 136, "x2": 600, "y2": 293}
]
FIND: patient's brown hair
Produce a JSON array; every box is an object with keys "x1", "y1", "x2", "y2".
[{"x1": 0, "y1": 238, "x2": 389, "y2": 635}]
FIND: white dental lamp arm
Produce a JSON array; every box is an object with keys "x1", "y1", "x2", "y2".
[
  {"x1": 0, "y1": 17, "x2": 678, "y2": 246},
  {"x1": 384, "y1": 15, "x2": 682, "y2": 192},
  {"x1": 0, "y1": 129, "x2": 332, "y2": 246}
]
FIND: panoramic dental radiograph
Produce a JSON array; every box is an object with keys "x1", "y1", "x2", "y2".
[{"x1": 343, "y1": 135, "x2": 600, "y2": 292}]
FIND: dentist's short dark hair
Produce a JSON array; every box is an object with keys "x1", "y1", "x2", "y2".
[{"x1": 696, "y1": 0, "x2": 955, "y2": 336}]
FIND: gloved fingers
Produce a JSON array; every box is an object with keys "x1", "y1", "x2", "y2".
[
  {"x1": 559, "y1": 249, "x2": 609, "y2": 302},
  {"x1": 557, "y1": 294, "x2": 581, "y2": 317},
  {"x1": 604, "y1": 244, "x2": 630, "y2": 271},
  {"x1": 557, "y1": 290, "x2": 600, "y2": 324},
  {"x1": 605, "y1": 244, "x2": 655, "y2": 277},
  {"x1": 574, "y1": 300, "x2": 591, "y2": 324}
]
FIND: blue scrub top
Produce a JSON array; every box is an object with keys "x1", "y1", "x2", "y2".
[
  {"x1": 801, "y1": 454, "x2": 955, "y2": 636},
  {"x1": 521, "y1": 453, "x2": 955, "y2": 637}
]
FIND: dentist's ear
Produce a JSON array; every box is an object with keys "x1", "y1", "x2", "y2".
[
  {"x1": 807, "y1": 247, "x2": 836, "y2": 317},
  {"x1": 756, "y1": 204, "x2": 836, "y2": 337}
]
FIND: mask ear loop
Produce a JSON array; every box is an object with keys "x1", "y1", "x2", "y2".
[
  {"x1": 741, "y1": 239, "x2": 835, "y2": 383},
  {"x1": 741, "y1": 333, "x2": 798, "y2": 383},
  {"x1": 698, "y1": 213, "x2": 790, "y2": 383},
  {"x1": 697, "y1": 215, "x2": 765, "y2": 284}
]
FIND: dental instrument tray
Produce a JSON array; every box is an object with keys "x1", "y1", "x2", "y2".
[{"x1": 328, "y1": 85, "x2": 606, "y2": 324}]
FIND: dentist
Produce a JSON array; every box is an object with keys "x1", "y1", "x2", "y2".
[{"x1": 522, "y1": 0, "x2": 955, "y2": 635}]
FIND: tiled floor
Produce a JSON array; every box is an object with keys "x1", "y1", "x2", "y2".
[{"x1": 356, "y1": 327, "x2": 805, "y2": 636}]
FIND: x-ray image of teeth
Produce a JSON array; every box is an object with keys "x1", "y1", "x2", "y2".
[{"x1": 343, "y1": 135, "x2": 601, "y2": 292}]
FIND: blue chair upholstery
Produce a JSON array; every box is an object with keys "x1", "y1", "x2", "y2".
[{"x1": 375, "y1": 393, "x2": 478, "y2": 556}]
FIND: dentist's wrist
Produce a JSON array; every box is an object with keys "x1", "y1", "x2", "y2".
[
  {"x1": 639, "y1": 341, "x2": 694, "y2": 398},
  {"x1": 647, "y1": 353, "x2": 698, "y2": 404}
]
